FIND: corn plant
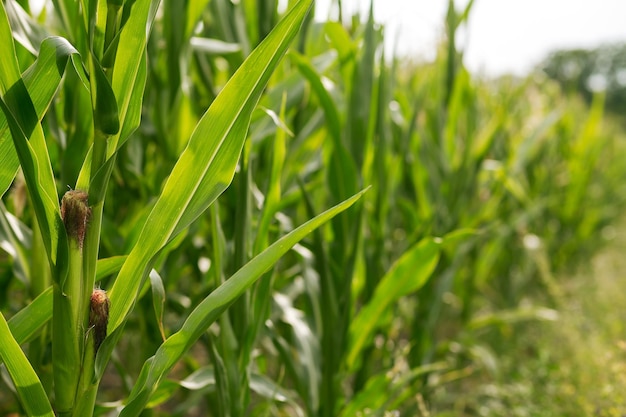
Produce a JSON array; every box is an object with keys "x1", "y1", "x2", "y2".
[
  {"x1": 2, "y1": 0, "x2": 626, "y2": 416},
  {"x1": 0, "y1": 0, "x2": 370, "y2": 415}
]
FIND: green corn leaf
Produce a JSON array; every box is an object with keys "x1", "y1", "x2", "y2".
[
  {"x1": 0, "y1": 311, "x2": 54, "y2": 417},
  {"x1": 323, "y1": 21, "x2": 356, "y2": 71},
  {"x1": 22, "y1": 37, "x2": 85, "y2": 116},
  {"x1": 290, "y1": 51, "x2": 358, "y2": 205},
  {"x1": 0, "y1": 19, "x2": 80, "y2": 286},
  {"x1": 185, "y1": 0, "x2": 212, "y2": 40},
  {"x1": 76, "y1": 0, "x2": 156, "y2": 199},
  {"x1": 90, "y1": 54, "x2": 119, "y2": 135},
  {"x1": 6, "y1": 286, "x2": 53, "y2": 346},
  {"x1": 0, "y1": 94, "x2": 68, "y2": 284},
  {"x1": 4, "y1": 0, "x2": 48, "y2": 54},
  {"x1": 107, "y1": 0, "x2": 314, "y2": 336},
  {"x1": 0, "y1": 201, "x2": 31, "y2": 284},
  {"x1": 119, "y1": 188, "x2": 367, "y2": 416},
  {"x1": 0, "y1": 9, "x2": 79, "y2": 198},
  {"x1": 346, "y1": 237, "x2": 441, "y2": 370},
  {"x1": 0, "y1": 2, "x2": 20, "y2": 95},
  {"x1": 149, "y1": 269, "x2": 167, "y2": 341},
  {"x1": 95, "y1": 255, "x2": 127, "y2": 281},
  {"x1": 290, "y1": 52, "x2": 341, "y2": 141},
  {"x1": 253, "y1": 94, "x2": 287, "y2": 254},
  {"x1": 109, "y1": 0, "x2": 159, "y2": 151}
]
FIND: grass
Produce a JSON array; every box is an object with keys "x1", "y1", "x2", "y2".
[{"x1": 1, "y1": 0, "x2": 626, "y2": 415}]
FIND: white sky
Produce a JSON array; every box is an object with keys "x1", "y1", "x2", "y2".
[{"x1": 315, "y1": 0, "x2": 626, "y2": 76}]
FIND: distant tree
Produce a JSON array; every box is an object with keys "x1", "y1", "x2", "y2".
[{"x1": 541, "y1": 43, "x2": 626, "y2": 115}]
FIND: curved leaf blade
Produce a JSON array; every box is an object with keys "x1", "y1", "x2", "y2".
[
  {"x1": 107, "y1": 0, "x2": 314, "y2": 335},
  {"x1": 0, "y1": 30, "x2": 80, "y2": 197},
  {"x1": 0, "y1": 33, "x2": 80, "y2": 286},
  {"x1": 0, "y1": 312, "x2": 54, "y2": 417},
  {"x1": 119, "y1": 188, "x2": 367, "y2": 416},
  {"x1": 346, "y1": 238, "x2": 441, "y2": 370},
  {"x1": 5, "y1": 286, "x2": 53, "y2": 346}
]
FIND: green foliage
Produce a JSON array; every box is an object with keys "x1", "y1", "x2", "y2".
[
  {"x1": 1, "y1": 0, "x2": 626, "y2": 416},
  {"x1": 432, "y1": 219, "x2": 626, "y2": 416}
]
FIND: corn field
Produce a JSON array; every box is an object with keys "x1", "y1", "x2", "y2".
[{"x1": 1, "y1": 0, "x2": 625, "y2": 416}]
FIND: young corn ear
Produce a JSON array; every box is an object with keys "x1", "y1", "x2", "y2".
[
  {"x1": 54, "y1": 189, "x2": 92, "y2": 415},
  {"x1": 60, "y1": 190, "x2": 91, "y2": 248},
  {"x1": 89, "y1": 289, "x2": 110, "y2": 355}
]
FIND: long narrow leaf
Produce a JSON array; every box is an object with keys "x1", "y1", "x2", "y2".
[
  {"x1": 6, "y1": 286, "x2": 53, "y2": 346},
  {"x1": 0, "y1": 30, "x2": 80, "y2": 287},
  {"x1": 119, "y1": 188, "x2": 367, "y2": 416},
  {"x1": 107, "y1": 0, "x2": 314, "y2": 335},
  {"x1": 109, "y1": 0, "x2": 159, "y2": 151},
  {"x1": 0, "y1": 2, "x2": 27, "y2": 196},
  {"x1": 0, "y1": 312, "x2": 54, "y2": 417},
  {"x1": 0, "y1": 9, "x2": 80, "y2": 198},
  {"x1": 346, "y1": 238, "x2": 441, "y2": 370}
]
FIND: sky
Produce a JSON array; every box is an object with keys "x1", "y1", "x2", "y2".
[{"x1": 314, "y1": 0, "x2": 626, "y2": 76}]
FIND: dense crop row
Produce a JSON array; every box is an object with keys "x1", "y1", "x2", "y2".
[{"x1": 1, "y1": 0, "x2": 625, "y2": 415}]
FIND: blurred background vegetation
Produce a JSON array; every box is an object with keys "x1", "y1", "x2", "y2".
[
  {"x1": 542, "y1": 43, "x2": 626, "y2": 117},
  {"x1": 2, "y1": 0, "x2": 626, "y2": 415}
]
